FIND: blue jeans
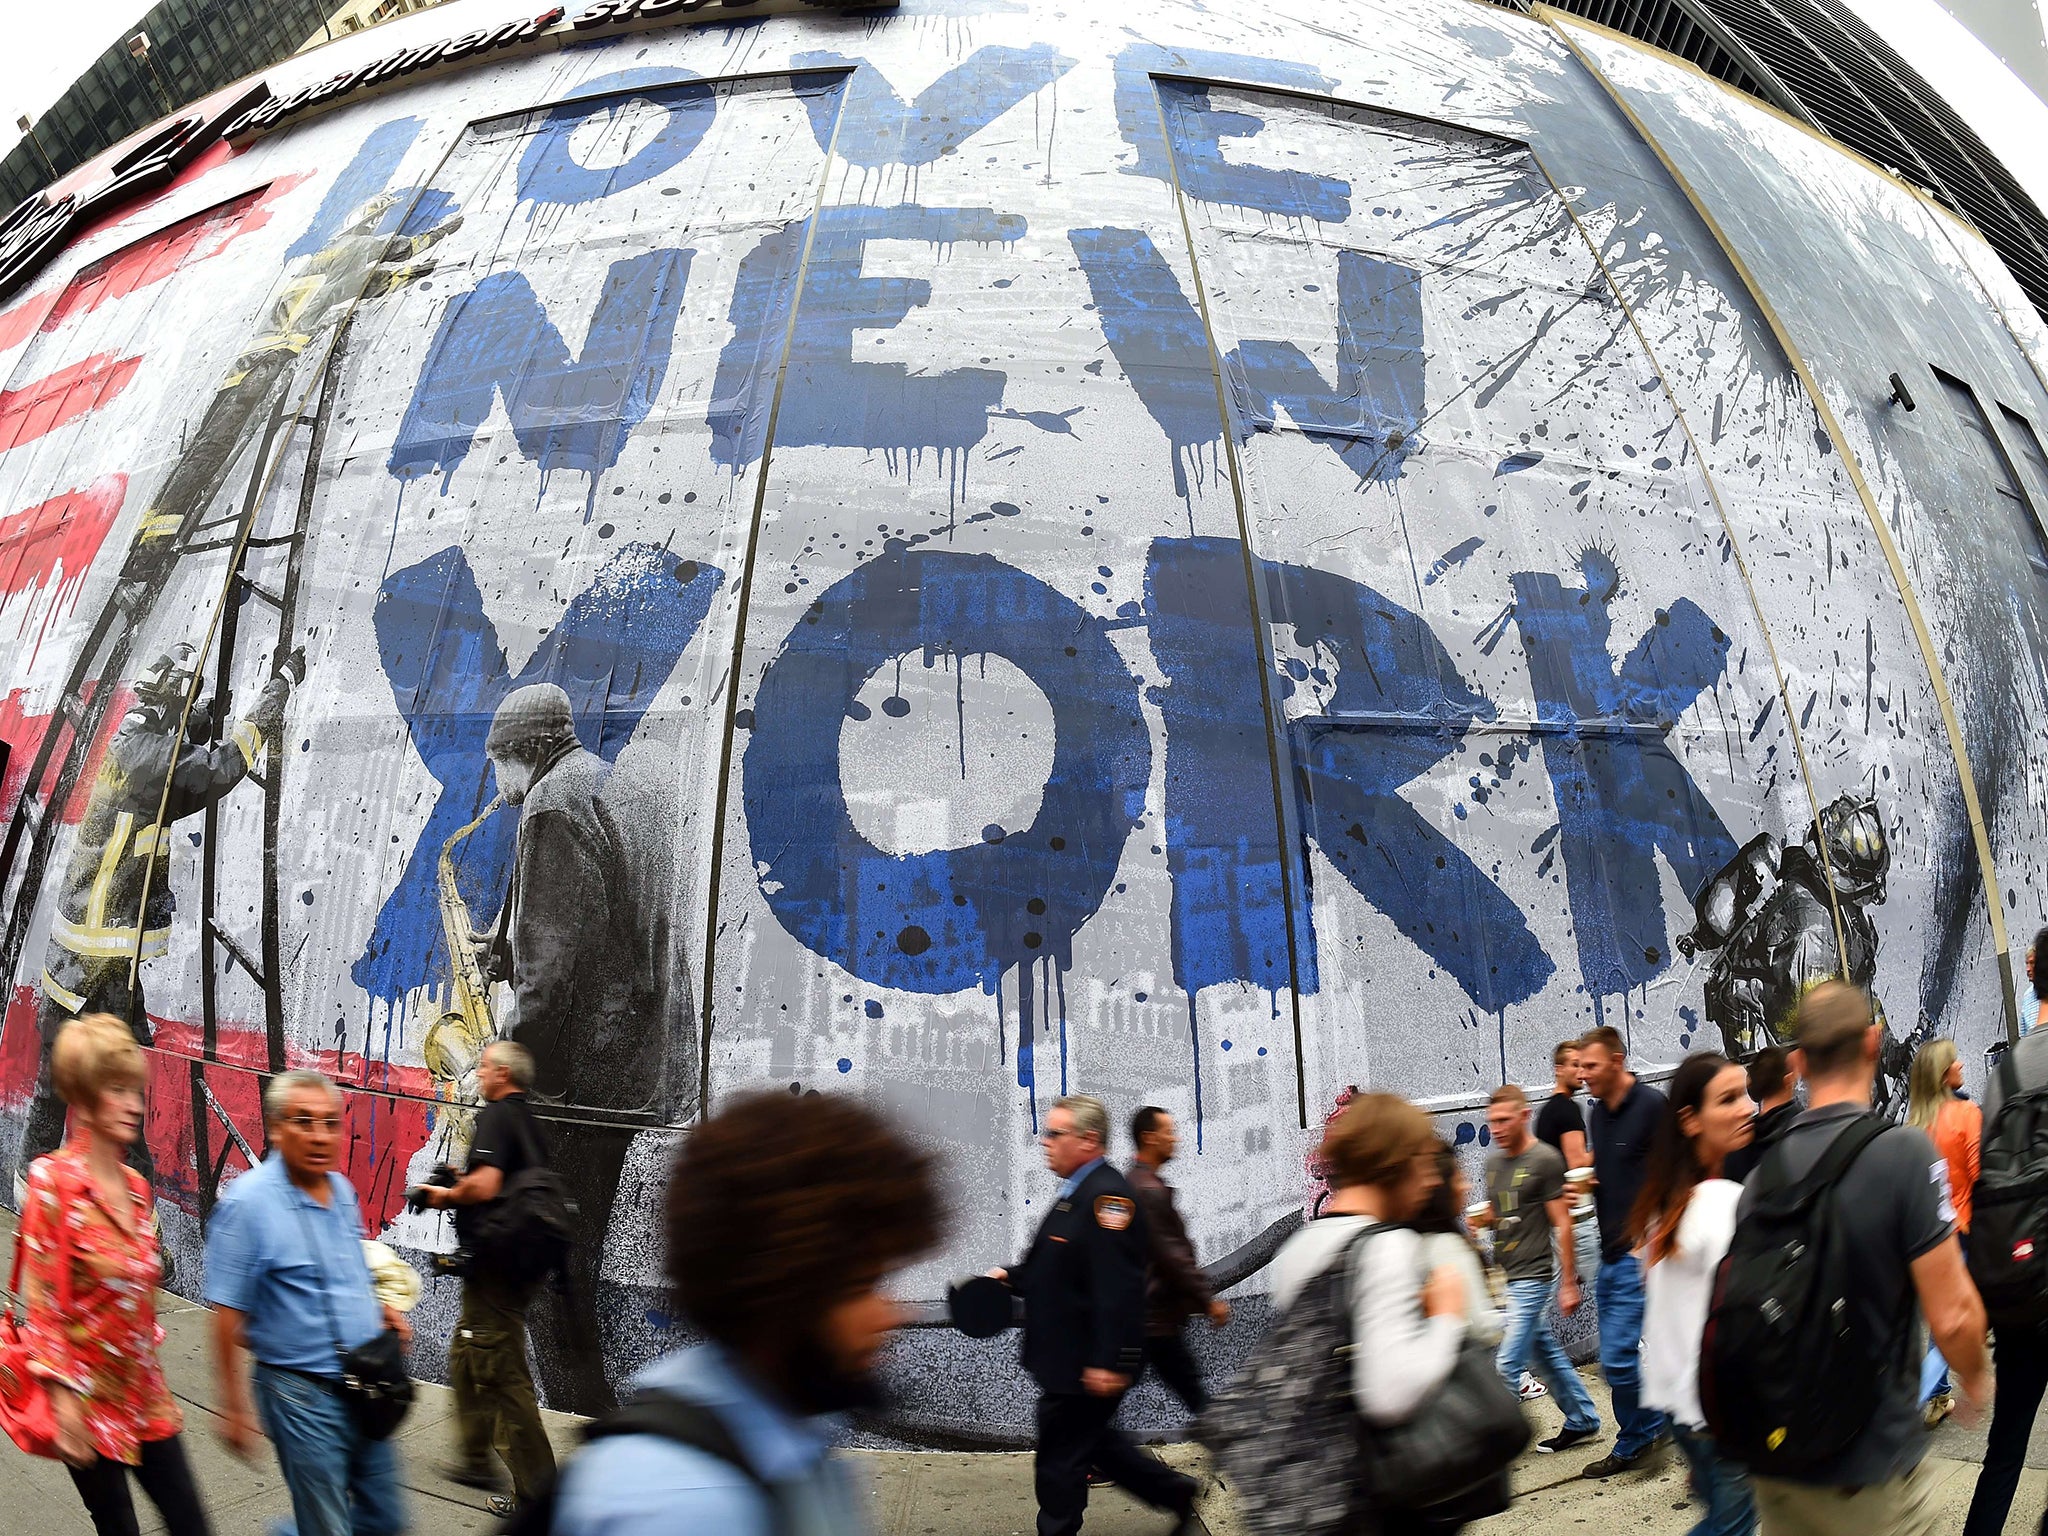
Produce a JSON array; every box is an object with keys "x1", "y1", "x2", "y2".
[
  {"x1": 253, "y1": 1363, "x2": 408, "y2": 1536},
  {"x1": 1496, "y1": 1275, "x2": 1600, "y2": 1433},
  {"x1": 1671, "y1": 1424, "x2": 1756, "y2": 1536},
  {"x1": 1596, "y1": 1254, "x2": 1667, "y2": 1458}
]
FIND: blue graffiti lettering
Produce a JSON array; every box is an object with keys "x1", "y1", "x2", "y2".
[
  {"x1": 742, "y1": 544, "x2": 1151, "y2": 1048},
  {"x1": 1270, "y1": 555, "x2": 1553, "y2": 1012},
  {"x1": 1114, "y1": 51, "x2": 1346, "y2": 220},
  {"x1": 516, "y1": 71, "x2": 713, "y2": 209},
  {"x1": 1144, "y1": 537, "x2": 1306, "y2": 1001},
  {"x1": 353, "y1": 543, "x2": 722, "y2": 1009},
  {"x1": 1508, "y1": 550, "x2": 1738, "y2": 1008},
  {"x1": 1069, "y1": 227, "x2": 1220, "y2": 500},
  {"x1": 1072, "y1": 227, "x2": 1421, "y2": 488},
  {"x1": 388, "y1": 248, "x2": 693, "y2": 497},
  {"x1": 708, "y1": 206, "x2": 1024, "y2": 476},
  {"x1": 1226, "y1": 251, "x2": 1425, "y2": 484},
  {"x1": 286, "y1": 117, "x2": 425, "y2": 260},
  {"x1": 789, "y1": 44, "x2": 1074, "y2": 167},
  {"x1": 1145, "y1": 538, "x2": 1552, "y2": 1010}
]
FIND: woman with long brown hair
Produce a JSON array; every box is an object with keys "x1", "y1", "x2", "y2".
[{"x1": 1628, "y1": 1051, "x2": 1757, "y2": 1536}]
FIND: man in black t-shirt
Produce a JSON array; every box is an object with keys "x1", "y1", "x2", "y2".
[
  {"x1": 1579, "y1": 1026, "x2": 1668, "y2": 1479},
  {"x1": 1534, "y1": 1040, "x2": 1591, "y2": 1168},
  {"x1": 410, "y1": 1040, "x2": 557, "y2": 1509}
]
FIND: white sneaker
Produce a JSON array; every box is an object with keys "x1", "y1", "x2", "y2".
[{"x1": 1518, "y1": 1372, "x2": 1549, "y2": 1402}]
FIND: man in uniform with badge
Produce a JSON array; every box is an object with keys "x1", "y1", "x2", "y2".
[{"x1": 988, "y1": 1094, "x2": 1201, "y2": 1536}]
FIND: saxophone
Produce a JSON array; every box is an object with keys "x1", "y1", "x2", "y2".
[{"x1": 422, "y1": 794, "x2": 503, "y2": 1159}]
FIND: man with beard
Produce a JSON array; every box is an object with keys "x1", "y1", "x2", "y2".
[
  {"x1": 549, "y1": 1091, "x2": 943, "y2": 1534},
  {"x1": 480, "y1": 682, "x2": 672, "y2": 1412}
]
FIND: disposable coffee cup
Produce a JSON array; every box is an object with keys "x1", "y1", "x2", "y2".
[
  {"x1": 1464, "y1": 1201, "x2": 1490, "y2": 1222},
  {"x1": 1564, "y1": 1167, "x2": 1595, "y2": 1214}
]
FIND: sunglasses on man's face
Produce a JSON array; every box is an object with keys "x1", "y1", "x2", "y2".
[{"x1": 282, "y1": 1114, "x2": 342, "y2": 1133}]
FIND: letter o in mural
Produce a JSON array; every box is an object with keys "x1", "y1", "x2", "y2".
[
  {"x1": 515, "y1": 69, "x2": 715, "y2": 208},
  {"x1": 743, "y1": 543, "x2": 1151, "y2": 994}
]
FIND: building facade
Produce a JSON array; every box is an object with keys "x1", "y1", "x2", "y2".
[{"x1": 0, "y1": 0, "x2": 2043, "y2": 1438}]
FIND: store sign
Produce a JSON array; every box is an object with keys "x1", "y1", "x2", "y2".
[
  {"x1": 0, "y1": 83, "x2": 269, "y2": 305},
  {"x1": 223, "y1": 0, "x2": 899, "y2": 142},
  {"x1": 0, "y1": 0, "x2": 896, "y2": 307}
]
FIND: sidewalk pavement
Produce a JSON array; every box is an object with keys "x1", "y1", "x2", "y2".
[{"x1": 4, "y1": 1207, "x2": 2040, "y2": 1534}]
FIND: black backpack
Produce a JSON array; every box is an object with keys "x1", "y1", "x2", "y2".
[
  {"x1": 467, "y1": 1106, "x2": 575, "y2": 1286},
  {"x1": 1699, "y1": 1114, "x2": 1892, "y2": 1474},
  {"x1": 1969, "y1": 1050, "x2": 2048, "y2": 1326},
  {"x1": 498, "y1": 1392, "x2": 791, "y2": 1536}
]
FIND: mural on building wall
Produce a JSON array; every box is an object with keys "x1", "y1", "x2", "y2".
[{"x1": 0, "y1": 0, "x2": 2041, "y2": 1436}]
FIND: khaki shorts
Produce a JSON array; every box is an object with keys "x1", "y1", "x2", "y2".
[{"x1": 1753, "y1": 1456, "x2": 1939, "y2": 1536}]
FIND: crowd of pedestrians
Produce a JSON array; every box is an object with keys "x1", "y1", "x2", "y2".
[{"x1": 13, "y1": 971, "x2": 2048, "y2": 1536}]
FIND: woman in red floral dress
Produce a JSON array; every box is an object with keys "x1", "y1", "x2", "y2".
[{"x1": 19, "y1": 1013, "x2": 210, "y2": 1536}]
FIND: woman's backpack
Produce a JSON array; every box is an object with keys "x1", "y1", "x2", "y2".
[{"x1": 1197, "y1": 1226, "x2": 1526, "y2": 1535}]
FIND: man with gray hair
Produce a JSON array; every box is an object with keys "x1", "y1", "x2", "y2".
[
  {"x1": 480, "y1": 681, "x2": 672, "y2": 1412},
  {"x1": 989, "y1": 1094, "x2": 1200, "y2": 1535},
  {"x1": 204, "y1": 1069, "x2": 411, "y2": 1535},
  {"x1": 409, "y1": 1039, "x2": 554, "y2": 1510}
]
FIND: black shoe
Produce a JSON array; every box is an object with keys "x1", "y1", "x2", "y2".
[
  {"x1": 1537, "y1": 1426, "x2": 1601, "y2": 1455},
  {"x1": 1580, "y1": 1446, "x2": 1654, "y2": 1479}
]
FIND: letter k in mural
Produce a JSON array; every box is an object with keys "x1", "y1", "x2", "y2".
[
  {"x1": 354, "y1": 542, "x2": 722, "y2": 1011},
  {"x1": 1505, "y1": 548, "x2": 1739, "y2": 1014}
]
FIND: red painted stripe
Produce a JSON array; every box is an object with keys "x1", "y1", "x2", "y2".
[
  {"x1": 0, "y1": 353, "x2": 143, "y2": 452},
  {"x1": 0, "y1": 162, "x2": 305, "y2": 354}
]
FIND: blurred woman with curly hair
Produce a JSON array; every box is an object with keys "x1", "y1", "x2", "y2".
[{"x1": 552, "y1": 1090, "x2": 945, "y2": 1535}]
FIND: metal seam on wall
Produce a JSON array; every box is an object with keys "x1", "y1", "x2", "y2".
[
  {"x1": 696, "y1": 70, "x2": 853, "y2": 1120},
  {"x1": 1541, "y1": 8, "x2": 2020, "y2": 1038},
  {"x1": 1520, "y1": 138, "x2": 1854, "y2": 982},
  {"x1": 1150, "y1": 76, "x2": 1311, "y2": 1131}
]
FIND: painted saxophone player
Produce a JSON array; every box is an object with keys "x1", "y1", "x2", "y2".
[{"x1": 475, "y1": 682, "x2": 679, "y2": 1413}]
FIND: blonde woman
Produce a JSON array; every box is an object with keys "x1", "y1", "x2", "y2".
[
  {"x1": 1908, "y1": 1038, "x2": 1979, "y2": 1426},
  {"x1": 18, "y1": 1014, "x2": 210, "y2": 1536}
]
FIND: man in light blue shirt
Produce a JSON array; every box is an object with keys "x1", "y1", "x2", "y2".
[
  {"x1": 206, "y1": 1069, "x2": 410, "y2": 1535},
  {"x1": 553, "y1": 1090, "x2": 943, "y2": 1535}
]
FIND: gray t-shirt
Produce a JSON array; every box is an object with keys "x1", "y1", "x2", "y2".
[
  {"x1": 1486, "y1": 1141, "x2": 1564, "y2": 1282},
  {"x1": 1736, "y1": 1102, "x2": 1954, "y2": 1488}
]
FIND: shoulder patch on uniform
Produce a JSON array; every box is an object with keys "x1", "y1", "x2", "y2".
[{"x1": 1094, "y1": 1195, "x2": 1134, "y2": 1231}]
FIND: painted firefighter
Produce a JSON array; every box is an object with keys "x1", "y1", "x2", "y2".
[
  {"x1": 1677, "y1": 790, "x2": 1922, "y2": 1109},
  {"x1": 116, "y1": 191, "x2": 462, "y2": 596},
  {"x1": 21, "y1": 643, "x2": 305, "y2": 1175}
]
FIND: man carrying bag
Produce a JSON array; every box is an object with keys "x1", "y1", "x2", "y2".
[
  {"x1": 205, "y1": 1070, "x2": 413, "y2": 1536},
  {"x1": 411, "y1": 1040, "x2": 565, "y2": 1512}
]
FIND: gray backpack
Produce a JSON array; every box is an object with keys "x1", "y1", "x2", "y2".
[{"x1": 1195, "y1": 1227, "x2": 1377, "y2": 1536}]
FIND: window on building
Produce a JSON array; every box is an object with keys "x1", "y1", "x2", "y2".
[
  {"x1": 2001, "y1": 403, "x2": 2048, "y2": 508},
  {"x1": 1934, "y1": 367, "x2": 2048, "y2": 582}
]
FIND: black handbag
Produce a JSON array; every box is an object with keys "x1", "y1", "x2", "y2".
[
  {"x1": 1345, "y1": 1234, "x2": 1532, "y2": 1521},
  {"x1": 1355, "y1": 1333, "x2": 1530, "y2": 1511},
  {"x1": 335, "y1": 1327, "x2": 415, "y2": 1441},
  {"x1": 292, "y1": 1202, "x2": 415, "y2": 1441}
]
